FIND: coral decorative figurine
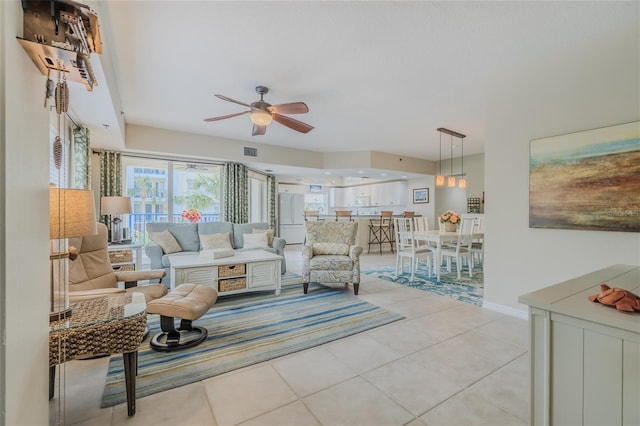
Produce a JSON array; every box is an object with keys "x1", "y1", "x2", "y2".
[{"x1": 588, "y1": 284, "x2": 640, "y2": 313}]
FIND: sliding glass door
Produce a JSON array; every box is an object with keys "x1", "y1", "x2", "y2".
[{"x1": 122, "y1": 157, "x2": 221, "y2": 243}]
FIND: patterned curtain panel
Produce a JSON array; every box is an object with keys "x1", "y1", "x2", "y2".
[
  {"x1": 72, "y1": 127, "x2": 91, "y2": 190},
  {"x1": 98, "y1": 150, "x2": 123, "y2": 225},
  {"x1": 267, "y1": 175, "x2": 277, "y2": 235},
  {"x1": 223, "y1": 162, "x2": 249, "y2": 223}
]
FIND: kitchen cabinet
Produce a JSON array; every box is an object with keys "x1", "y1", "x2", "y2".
[
  {"x1": 331, "y1": 181, "x2": 408, "y2": 207},
  {"x1": 278, "y1": 184, "x2": 306, "y2": 194},
  {"x1": 329, "y1": 187, "x2": 345, "y2": 207},
  {"x1": 371, "y1": 181, "x2": 408, "y2": 206}
]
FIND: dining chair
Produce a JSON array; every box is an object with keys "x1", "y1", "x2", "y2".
[
  {"x1": 412, "y1": 216, "x2": 438, "y2": 251},
  {"x1": 402, "y1": 211, "x2": 415, "y2": 218},
  {"x1": 394, "y1": 217, "x2": 434, "y2": 280},
  {"x1": 440, "y1": 217, "x2": 475, "y2": 279},
  {"x1": 462, "y1": 214, "x2": 484, "y2": 267}
]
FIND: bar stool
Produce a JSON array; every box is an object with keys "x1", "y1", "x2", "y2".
[
  {"x1": 335, "y1": 210, "x2": 353, "y2": 221},
  {"x1": 304, "y1": 211, "x2": 324, "y2": 222},
  {"x1": 403, "y1": 211, "x2": 415, "y2": 218},
  {"x1": 368, "y1": 210, "x2": 395, "y2": 254}
]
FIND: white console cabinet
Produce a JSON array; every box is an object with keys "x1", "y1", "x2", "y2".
[{"x1": 519, "y1": 265, "x2": 639, "y2": 426}]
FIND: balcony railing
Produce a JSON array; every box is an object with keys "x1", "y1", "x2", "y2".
[{"x1": 126, "y1": 213, "x2": 220, "y2": 244}]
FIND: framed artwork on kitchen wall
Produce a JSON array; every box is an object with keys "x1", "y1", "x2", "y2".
[
  {"x1": 413, "y1": 188, "x2": 429, "y2": 204},
  {"x1": 529, "y1": 121, "x2": 639, "y2": 232}
]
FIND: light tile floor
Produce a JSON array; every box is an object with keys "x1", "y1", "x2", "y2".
[{"x1": 51, "y1": 246, "x2": 530, "y2": 426}]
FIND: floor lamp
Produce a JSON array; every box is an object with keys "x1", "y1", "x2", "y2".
[
  {"x1": 49, "y1": 188, "x2": 97, "y2": 322},
  {"x1": 101, "y1": 196, "x2": 132, "y2": 243}
]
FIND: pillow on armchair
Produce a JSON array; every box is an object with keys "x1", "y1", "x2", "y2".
[{"x1": 312, "y1": 242, "x2": 349, "y2": 255}]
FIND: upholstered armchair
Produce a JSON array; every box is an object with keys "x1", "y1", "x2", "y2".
[
  {"x1": 302, "y1": 221, "x2": 363, "y2": 295},
  {"x1": 67, "y1": 223, "x2": 168, "y2": 303}
]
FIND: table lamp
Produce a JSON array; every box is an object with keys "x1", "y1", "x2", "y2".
[
  {"x1": 50, "y1": 188, "x2": 97, "y2": 322},
  {"x1": 100, "y1": 196, "x2": 132, "y2": 243}
]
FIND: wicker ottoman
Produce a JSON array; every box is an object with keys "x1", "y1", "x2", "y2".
[{"x1": 146, "y1": 284, "x2": 218, "y2": 352}]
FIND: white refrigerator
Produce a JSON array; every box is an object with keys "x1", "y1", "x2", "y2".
[{"x1": 279, "y1": 193, "x2": 306, "y2": 244}]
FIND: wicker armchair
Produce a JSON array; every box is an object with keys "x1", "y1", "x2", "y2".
[{"x1": 302, "y1": 221, "x2": 363, "y2": 295}]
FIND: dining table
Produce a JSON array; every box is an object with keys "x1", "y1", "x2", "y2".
[{"x1": 412, "y1": 229, "x2": 485, "y2": 282}]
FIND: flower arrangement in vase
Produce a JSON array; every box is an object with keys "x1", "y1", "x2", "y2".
[
  {"x1": 439, "y1": 210, "x2": 460, "y2": 232},
  {"x1": 181, "y1": 208, "x2": 202, "y2": 223}
]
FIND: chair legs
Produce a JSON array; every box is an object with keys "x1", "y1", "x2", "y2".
[
  {"x1": 444, "y1": 254, "x2": 473, "y2": 280},
  {"x1": 304, "y1": 281, "x2": 359, "y2": 295},
  {"x1": 368, "y1": 225, "x2": 394, "y2": 254}
]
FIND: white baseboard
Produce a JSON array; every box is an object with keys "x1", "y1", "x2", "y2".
[{"x1": 482, "y1": 301, "x2": 528, "y2": 320}]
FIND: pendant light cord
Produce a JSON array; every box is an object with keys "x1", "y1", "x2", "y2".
[{"x1": 450, "y1": 135, "x2": 453, "y2": 176}]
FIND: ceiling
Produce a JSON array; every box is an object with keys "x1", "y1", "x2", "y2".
[{"x1": 68, "y1": 1, "x2": 636, "y2": 184}]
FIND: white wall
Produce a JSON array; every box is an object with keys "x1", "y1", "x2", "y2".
[
  {"x1": 484, "y1": 21, "x2": 640, "y2": 315},
  {"x1": 407, "y1": 177, "x2": 436, "y2": 227},
  {"x1": 1, "y1": 1, "x2": 51, "y2": 424},
  {"x1": 434, "y1": 153, "x2": 485, "y2": 218}
]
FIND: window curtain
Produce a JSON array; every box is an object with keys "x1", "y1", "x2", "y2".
[
  {"x1": 223, "y1": 162, "x2": 248, "y2": 223},
  {"x1": 98, "y1": 150, "x2": 123, "y2": 225},
  {"x1": 72, "y1": 126, "x2": 90, "y2": 190},
  {"x1": 267, "y1": 175, "x2": 277, "y2": 234}
]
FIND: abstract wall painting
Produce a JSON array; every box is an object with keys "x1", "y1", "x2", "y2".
[{"x1": 529, "y1": 121, "x2": 639, "y2": 232}]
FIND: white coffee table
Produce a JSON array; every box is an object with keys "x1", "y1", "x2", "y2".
[{"x1": 167, "y1": 250, "x2": 283, "y2": 296}]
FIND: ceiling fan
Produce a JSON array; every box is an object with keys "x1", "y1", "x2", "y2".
[{"x1": 204, "y1": 86, "x2": 314, "y2": 136}]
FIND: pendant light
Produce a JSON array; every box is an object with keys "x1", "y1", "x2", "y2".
[
  {"x1": 436, "y1": 130, "x2": 444, "y2": 186},
  {"x1": 436, "y1": 127, "x2": 467, "y2": 189},
  {"x1": 447, "y1": 134, "x2": 456, "y2": 187},
  {"x1": 458, "y1": 136, "x2": 467, "y2": 188}
]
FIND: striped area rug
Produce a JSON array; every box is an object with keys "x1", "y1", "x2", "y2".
[{"x1": 102, "y1": 282, "x2": 403, "y2": 407}]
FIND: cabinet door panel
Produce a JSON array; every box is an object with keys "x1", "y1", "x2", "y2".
[
  {"x1": 551, "y1": 321, "x2": 583, "y2": 426},
  {"x1": 179, "y1": 267, "x2": 217, "y2": 288},
  {"x1": 584, "y1": 330, "x2": 622, "y2": 426},
  {"x1": 248, "y1": 261, "x2": 277, "y2": 288}
]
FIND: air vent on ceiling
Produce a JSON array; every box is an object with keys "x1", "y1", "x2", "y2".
[{"x1": 244, "y1": 147, "x2": 258, "y2": 157}]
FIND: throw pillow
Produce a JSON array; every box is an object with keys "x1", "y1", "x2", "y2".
[
  {"x1": 312, "y1": 242, "x2": 349, "y2": 255},
  {"x1": 148, "y1": 230, "x2": 182, "y2": 254},
  {"x1": 200, "y1": 232, "x2": 233, "y2": 250},
  {"x1": 252, "y1": 228, "x2": 274, "y2": 247},
  {"x1": 243, "y1": 232, "x2": 269, "y2": 249}
]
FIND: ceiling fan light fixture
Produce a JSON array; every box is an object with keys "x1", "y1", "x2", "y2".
[{"x1": 250, "y1": 110, "x2": 273, "y2": 126}]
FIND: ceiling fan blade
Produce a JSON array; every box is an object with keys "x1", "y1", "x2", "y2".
[
  {"x1": 203, "y1": 111, "x2": 249, "y2": 122},
  {"x1": 272, "y1": 113, "x2": 314, "y2": 134},
  {"x1": 252, "y1": 124, "x2": 267, "y2": 136},
  {"x1": 215, "y1": 94, "x2": 252, "y2": 108},
  {"x1": 268, "y1": 102, "x2": 309, "y2": 115}
]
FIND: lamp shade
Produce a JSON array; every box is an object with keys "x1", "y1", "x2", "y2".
[
  {"x1": 50, "y1": 188, "x2": 98, "y2": 239},
  {"x1": 100, "y1": 196, "x2": 132, "y2": 215}
]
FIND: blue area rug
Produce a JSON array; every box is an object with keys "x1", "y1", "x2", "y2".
[
  {"x1": 362, "y1": 263, "x2": 484, "y2": 306},
  {"x1": 101, "y1": 282, "x2": 403, "y2": 407}
]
